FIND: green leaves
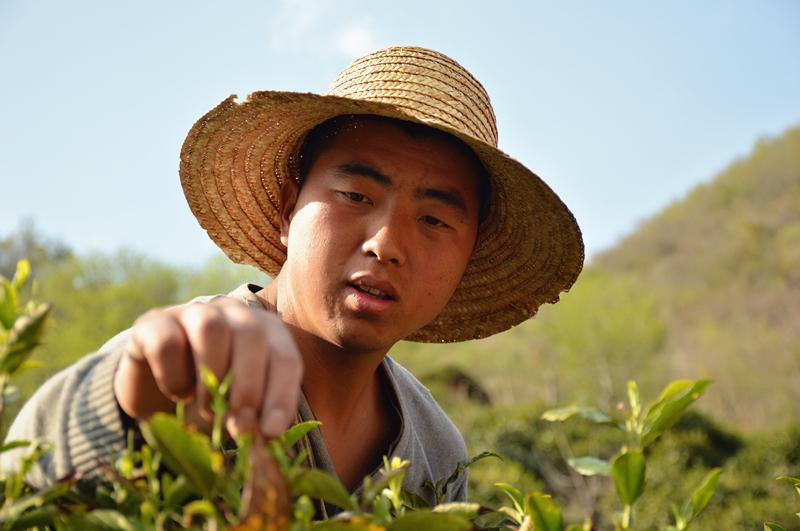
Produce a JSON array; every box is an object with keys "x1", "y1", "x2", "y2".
[
  {"x1": 568, "y1": 456, "x2": 611, "y2": 477},
  {"x1": 388, "y1": 510, "x2": 472, "y2": 531},
  {"x1": 495, "y1": 482, "x2": 524, "y2": 518},
  {"x1": 424, "y1": 451, "x2": 500, "y2": 505},
  {"x1": 668, "y1": 468, "x2": 722, "y2": 530},
  {"x1": 0, "y1": 259, "x2": 32, "y2": 331},
  {"x1": 431, "y1": 501, "x2": 480, "y2": 520},
  {"x1": 688, "y1": 467, "x2": 721, "y2": 519},
  {"x1": 492, "y1": 486, "x2": 564, "y2": 530},
  {"x1": 292, "y1": 468, "x2": 356, "y2": 512},
  {"x1": 1, "y1": 302, "x2": 50, "y2": 376},
  {"x1": 535, "y1": 379, "x2": 713, "y2": 529},
  {"x1": 770, "y1": 475, "x2": 800, "y2": 526},
  {"x1": 611, "y1": 450, "x2": 646, "y2": 506},
  {"x1": 776, "y1": 475, "x2": 800, "y2": 496},
  {"x1": 641, "y1": 379, "x2": 711, "y2": 446},
  {"x1": 139, "y1": 413, "x2": 218, "y2": 498},
  {"x1": 523, "y1": 492, "x2": 564, "y2": 531},
  {"x1": 0, "y1": 260, "x2": 50, "y2": 386},
  {"x1": 541, "y1": 405, "x2": 620, "y2": 428},
  {"x1": 280, "y1": 420, "x2": 322, "y2": 448}
]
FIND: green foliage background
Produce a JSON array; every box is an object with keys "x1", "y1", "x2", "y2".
[{"x1": 2, "y1": 125, "x2": 799, "y2": 528}]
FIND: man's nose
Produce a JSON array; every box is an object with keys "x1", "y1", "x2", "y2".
[{"x1": 361, "y1": 209, "x2": 407, "y2": 266}]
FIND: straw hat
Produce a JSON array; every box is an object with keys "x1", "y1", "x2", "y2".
[{"x1": 179, "y1": 46, "x2": 583, "y2": 343}]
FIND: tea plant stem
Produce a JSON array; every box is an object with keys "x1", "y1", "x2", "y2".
[
  {"x1": 0, "y1": 374, "x2": 7, "y2": 428},
  {"x1": 622, "y1": 504, "x2": 632, "y2": 529}
]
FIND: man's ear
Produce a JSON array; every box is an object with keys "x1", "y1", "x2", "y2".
[{"x1": 278, "y1": 178, "x2": 300, "y2": 247}]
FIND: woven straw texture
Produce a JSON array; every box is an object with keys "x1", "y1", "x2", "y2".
[{"x1": 180, "y1": 46, "x2": 584, "y2": 342}]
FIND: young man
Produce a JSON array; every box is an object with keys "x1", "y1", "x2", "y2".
[{"x1": 4, "y1": 46, "x2": 583, "y2": 504}]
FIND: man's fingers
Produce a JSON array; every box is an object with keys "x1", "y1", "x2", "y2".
[
  {"x1": 115, "y1": 296, "x2": 304, "y2": 439},
  {"x1": 180, "y1": 303, "x2": 232, "y2": 419},
  {"x1": 133, "y1": 312, "x2": 195, "y2": 402},
  {"x1": 260, "y1": 315, "x2": 303, "y2": 439},
  {"x1": 115, "y1": 340, "x2": 174, "y2": 419},
  {"x1": 227, "y1": 305, "x2": 270, "y2": 434}
]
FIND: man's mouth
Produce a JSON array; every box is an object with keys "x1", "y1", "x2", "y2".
[
  {"x1": 349, "y1": 277, "x2": 398, "y2": 301},
  {"x1": 353, "y1": 283, "x2": 392, "y2": 299}
]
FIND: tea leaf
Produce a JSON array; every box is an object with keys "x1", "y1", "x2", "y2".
[
  {"x1": 523, "y1": 492, "x2": 564, "y2": 531},
  {"x1": 2, "y1": 303, "x2": 50, "y2": 375},
  {"x1": 627, "y1": 381, "x2": 641, "y2": 418},
  {"x1": 280, "y1": 420, "x2": 322, "y2": 448},
  {"x1": 2, "y1": 505, "x2": 57, "y2": 530},
  {"x1": 0, "y1": 488, "x2": 65, "y2": 524},
  {"x1": 473, "y1": 510, "x2": 517, "y2": 529},
  {"x1": 164, "y1": 475, "x2": 193, "y2": 507},
  {"x1": 139, "y1": 414, "x2": 217, "y2": 497},
  {"x1": 568, "y1": 456, "x2": 611, "y2": 477},
  {"x1": 292, "y1": 468, "x2": 356, "y2": 512},
  {"x1": 0, "y1": 440, "x2": 30, "y2": 454},
  {"x1": 198, "y1": 364, "x2": 219, "y2": 394},
  {"x1": 81, "y1": 509, "x2": 143, "y2": 530},
  {"x1": 495, "y1": 482, "x2": 524, "y2": 514},
  {"x1": 389, "y1": 510, "x2": 472, "y2": 531},
  {"x1": 541, "y1": 405, "x2": 620, "y2": 428},
  {"x1": 0, "y1": 279, "x2": 17, "y2": 330},
  {"x1": 432, "y1": 501, "x2": 480, "y2": 519},
  {"x1": 400, "y1": 489, "x2": 430, "y2": 511},
  {"x1": 428, "y1": 451, "x2": 499, "y2": 504},
  {"x1": 611, "y1": 450, "x2": 646, "y2": 505},
  {"x1": 689, "y1": 467, "x2": 721, "y2": 518},
  {"x1": 641, "y1": 379, "x2": 710, "y2": 446},
  {"x1": 313, "y1": 517, "x2": 379, "y2": 530},
  {"x1": 182, "y1": 499, "x2": 219, "y2": 521},
  {"x1": 11, "y1": 260, "x2": 30, "y2": 292},
  {"x1": 764, "y1": 523, "x2": 787, "y2": 531}
]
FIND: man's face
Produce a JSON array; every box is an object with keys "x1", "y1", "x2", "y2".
[{"x1": 277, "y1": 117, "x2": 483, "y2": 352}]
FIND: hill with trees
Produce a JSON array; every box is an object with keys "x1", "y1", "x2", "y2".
[{"x1": 594, "y1": 125, "x2": 800, "y2": 430}]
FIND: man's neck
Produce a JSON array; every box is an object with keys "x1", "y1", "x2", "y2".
[
  {"x1": 255, "y1": 280, "x2": 399, "y2": 489},
  {"x1": 254, "y1": 280, "x2": 390, "y2": 425}
]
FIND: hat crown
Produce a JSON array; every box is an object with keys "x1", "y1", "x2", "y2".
[{"x1": 327, "y1": 46, "x2": 498, "y2": 147}]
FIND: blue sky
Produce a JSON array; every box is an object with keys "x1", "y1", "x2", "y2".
[{"x1": 2, "y1": 1, "x2": 799, "y2": 267}]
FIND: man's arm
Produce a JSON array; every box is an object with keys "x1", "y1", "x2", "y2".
[
  {"x1": 2, "y1": 290, "x2": 304, "y2": 487},
  {"x1": 1, "y1": 330, "x2": 130, "y2": 487}
]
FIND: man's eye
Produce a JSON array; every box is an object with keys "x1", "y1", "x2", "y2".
[
  {"x1": 421, "y1": 215, "x2": 451, "y2": 229},
  {"x1": 338, "y1": 191, "x2": 370, "y2": 204}
]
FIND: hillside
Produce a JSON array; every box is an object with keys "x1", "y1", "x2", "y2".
[
  {"x1": 394, "y1": 125, "x2": 800, "y2": 431},
  {"x1": 594, "y1": 126, "x2": 800, "y2": 429}
]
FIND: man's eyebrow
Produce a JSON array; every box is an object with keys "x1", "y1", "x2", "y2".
[
  {"x1": 336, "y1": 163, "x2": 392, "y2": 187},
  {"x1": 415, "y1": 187, "x2": 469, "y2": 217}
]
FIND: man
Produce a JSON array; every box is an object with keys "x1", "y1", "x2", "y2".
[{"x1": 4, "y1": 46, "x2": 583, "y2": 504}]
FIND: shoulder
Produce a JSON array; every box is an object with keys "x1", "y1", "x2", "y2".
[
  {"x1": 383, "y1": 356, "x2": 468, "y2": 500},
  {"x1": 385, "y1": 357, "x2": 464, "y2": 446}
]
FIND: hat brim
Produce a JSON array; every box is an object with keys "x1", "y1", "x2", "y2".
[{"x1": 180, "y1": 91, "x2": 584, "y2": 342}]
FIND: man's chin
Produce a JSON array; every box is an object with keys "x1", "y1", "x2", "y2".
[{"x1": 330, "y1": 321, "x2": 410, "y2": 355}]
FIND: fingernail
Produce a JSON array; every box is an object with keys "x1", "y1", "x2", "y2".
[{"x1": 262, "y1": 409, "x2": 287, "y2": 439}]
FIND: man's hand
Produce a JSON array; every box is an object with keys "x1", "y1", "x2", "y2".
[{"x1": 113, "y1": 297, "x2": 303, "y2": 439}]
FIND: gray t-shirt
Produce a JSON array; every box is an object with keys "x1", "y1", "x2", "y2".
[{"x1": 1, "y1": 285, "x2": 468, "y2": 506}]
